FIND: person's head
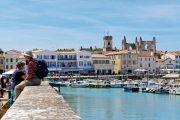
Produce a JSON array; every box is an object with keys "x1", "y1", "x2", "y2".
[
  {"x1": 16, "y1": 61, "x2": 25, "y2": 70},
  {"x1": 22, "y1": 50, "x2": 33, "y2": 62}
]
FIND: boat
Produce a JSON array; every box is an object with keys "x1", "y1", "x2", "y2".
[
  {"x1": 131, "y1": 82, "x2": 139, "y2": 92},
  {"x1": 139, "y1": 82, "x2": 147, "y2": 92},
  {"x1": 123, "y1": 81, "x2": 139, "y2": 92},
  {"x1": 111, "y1": 80, "x2": 123, "y2": 88},
  {"x1": 155, "y1": 85, "x2": 169, "y2": 94},
  {"x1": 169, "y1": 84, "x2": 180, "y2": 95},
  {"x1": 145, "y1": 81, "x2": 158, "y2": 93},
  {"x1": 89, "y1": 80, "x2": 111, "y2": 88},
  {"x1": 123, "y1": 81, "x2": 132, "y2": 92},
  {"x1": 70, "y1": 81, "x2": 89, "y2": 88}
]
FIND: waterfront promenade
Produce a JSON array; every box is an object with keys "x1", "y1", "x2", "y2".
[{"x1": 1, "y1": 82, "x2": 81, "y2": 120}]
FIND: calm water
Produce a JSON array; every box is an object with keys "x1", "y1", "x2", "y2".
[{"x1": 61, "y1": 88, "x2": 180, "y2": 120}]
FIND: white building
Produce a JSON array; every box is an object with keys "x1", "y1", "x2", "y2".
[
  {"x1": 92, "y1": 54, "x2": 113, "y2": 75},
  {"x1": 4, "y1": 50, "x2": 21, "y2": 72},
  {"x1": 56, "y1": 51, "x2": 78, "y2": 73},
  {"x1": 156, "y1": 58, "x2": 175, "y2": 73},
  {"x1": 33, "y1": 50, "x2": 58, "y2": 72},
  {"x1": 161, "y1": 51, "x2": 180, "y2": 71},
  {"x1": 137, "y1": 53, "x2": 156, "y2": 73},
  {"x1": 76, "y1": 51, "x2": 94, "y2": 74}
]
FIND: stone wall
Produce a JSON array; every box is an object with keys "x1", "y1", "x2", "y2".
[{"x1": 1, "y1": 82, "x2": 81, "y2": 120}]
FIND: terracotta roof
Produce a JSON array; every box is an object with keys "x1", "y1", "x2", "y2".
[
  {"x1": 92, "y1": 54, "x2": 108, "y2": 58},
  {"x1": 56, "y1": 51, "x2": 76, "y2": 54},
  {"x1": 105, "y1": 50, "x2": 136, "y2": 55},
  {"x1": 166, "y1": 51, "x2": 180, "y2": 55}
]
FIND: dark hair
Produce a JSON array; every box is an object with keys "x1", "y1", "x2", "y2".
[{"x1": 16, "y1": 61, "x2": 25, "y2": 68}]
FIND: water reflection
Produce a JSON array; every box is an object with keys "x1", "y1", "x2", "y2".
[{"x1": 61, "y1": 88, "x2": 180, "y2": 120}]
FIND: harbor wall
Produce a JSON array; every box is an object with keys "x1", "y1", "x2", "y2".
[{"x1": 1, "y1": 82, "x2": 81, "y2": 120}]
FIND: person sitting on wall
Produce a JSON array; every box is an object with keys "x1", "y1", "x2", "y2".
[
  {"x1": 14, "y1": 51, "x2": 42, "y2": 100},
  {"x1": 10, "y1": 61, "x2": 25, "y2": 103}
]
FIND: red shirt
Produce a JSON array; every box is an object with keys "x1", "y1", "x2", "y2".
[{"x1": 28, "y1": 59, "x2": 37, "y2": 78}]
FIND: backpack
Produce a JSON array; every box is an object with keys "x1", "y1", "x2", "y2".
[{"x1": 35, "y1": 60, "x2": 49, "y2": 79}]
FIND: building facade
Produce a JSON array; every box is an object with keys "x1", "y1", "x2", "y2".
[
  {"x1": 33, "y1": 50, "x2": 58, "y2": 72},
  {"x1": 161, "y1": 51, "x2": 180, "y2": 71},
  {"x1": 156, "y1": 58, "x2": 175, "y2": 73},
  {"x1": 106, "y1": 50, "x2": 137, "y2": 74},
  {"x1": 4, "y1": 50, "x2": 21, "y2": 72},
  {"x1": 76, "y1": 51, "x2": 94, "y2": 74},
  {"x1": 92, "y1": 54, "x2": 113, "y2": 75},
  {"x1": 137, "y1": 53, "x2": 156, "y2": 73},
  {"x1": 56, "y1": 51, "x2": 78, "y2": 73}
]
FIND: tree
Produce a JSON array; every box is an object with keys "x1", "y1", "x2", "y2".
[
  {"x1": 0, "y1": 48, "x2": 4, "y2": 54},
  {"x1": 156, "y1": 53, "x2": 161, "y2": 59}
]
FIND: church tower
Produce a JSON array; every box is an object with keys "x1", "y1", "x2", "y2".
[
  {"x1": 122, "y1": 36, "x2": 127, "y2": 50},
  {"x1": 103, "y1": 34, "x2": 113, "y2": 52}
]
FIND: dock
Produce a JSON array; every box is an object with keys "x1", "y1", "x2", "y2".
[{"x1": 1, "y1": 82, "x2": 81, "y2": 120}]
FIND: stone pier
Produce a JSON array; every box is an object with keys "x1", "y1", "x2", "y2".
[{"x1": 1, "y1": 82, "x2": 81, "y2": 120}]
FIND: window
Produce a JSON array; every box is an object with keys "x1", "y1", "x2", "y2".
[
  {"x1": 140, "y1": 63, "x2": 142, "y2": 67},
  {"x1": 6, "y1": 59, "x2": 9, "y2": 63},
  {"x1": 37, "y1": 55, "x2": 42, "y2": 59},
  {"x1": 44, "y1": 55, "x2": 49, "y2": 59},
  {"x1": 51, "y1": 55, "x2": 56, "y2": 60},
  {"x1": 93, "y1": 60, "x2": 98, "y2": 64},
  {"x1": 79, "y1": 61, "x2": 83, "y2": 66},
  {"x1": 84, "y1": 56, "x2": 90, "y2": 58},
  {"x1": 6, "y1": 65, "x2": 8, "y2": 69},
  {"x1": 80, "y1": 55, "x2": 83, "y2": 58},
  {"x1": 58, "y1": 55, "x2": 63, "y2": 60},
  {"x1": 87, "y1": 61, "x2": 92, "y2": 66},
  {"x1": 16, "y1": 58, "x2": 18, "y2": 62},
  {"x1": 10, "y1": 58, "x2": 13, "y2": 62},
  {"x1": 106, "y1": 60, "x2": 109, "y2": 64},
  {"x1": 148, "y1": 63, "x2": 151, "y2": 67},
  {"x1": 10, "y1": 65, "x2": 13, "y2": 69},
  {"x1": 1, "y1": 59, "x2": 3, "y2": 64},
  {"x1": 49, "y1": 62, "x2": 56, "y2": 68}
]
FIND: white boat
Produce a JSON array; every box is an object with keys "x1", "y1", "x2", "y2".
[
  {"x1": 57, "y1": 81, "x2": 70, "y2": 87},
  {"x1": 70, "y1": 81, "x2": 89, "y2": 88},
  {"x1": 145, "y1": 81, "x2": 159, "y2": 93},
  {"x1": 169, "y1": 84, "x2": 180, "y2": 95},
  {"x1": 88, "y1": 80, "x2": 111, "y2": 88},
  {"x1": 111, "y1": 80, "x2": 123, "y2": 88}
]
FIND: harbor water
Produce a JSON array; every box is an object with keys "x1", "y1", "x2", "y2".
[{"x1": 61, "y1": 87, "x2": 180, "y2": 120}]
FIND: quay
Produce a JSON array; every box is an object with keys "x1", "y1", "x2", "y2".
[
  {"x1": 50, "y1": 74, "x2": 164, "y2": 80},
  {"x1": 1, "y1": 82, "x2": 81, "y2": 120}
]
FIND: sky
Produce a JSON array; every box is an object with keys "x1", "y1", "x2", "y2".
[{"x1": 0, "y1": 0, "x2": 180, "y2": 51}]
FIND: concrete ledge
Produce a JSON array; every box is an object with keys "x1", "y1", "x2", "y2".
[{"x1": 2, "y1": 82, "x2": 81, "y2": 120}]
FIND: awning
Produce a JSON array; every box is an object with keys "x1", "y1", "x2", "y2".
[
  {"x1": 134, "y1": 69, "x2": 147, "y2": 72},
  {"x1": 163, "y1": 74, "x2": 180, "y2": 79},
  {"x1": 2, "y1": 69, "x2": 16, "y2": 75}
]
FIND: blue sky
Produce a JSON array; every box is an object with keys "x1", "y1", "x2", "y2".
[{"x1": 0, "y1": 0, "x2": 179, "y2": 51}]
